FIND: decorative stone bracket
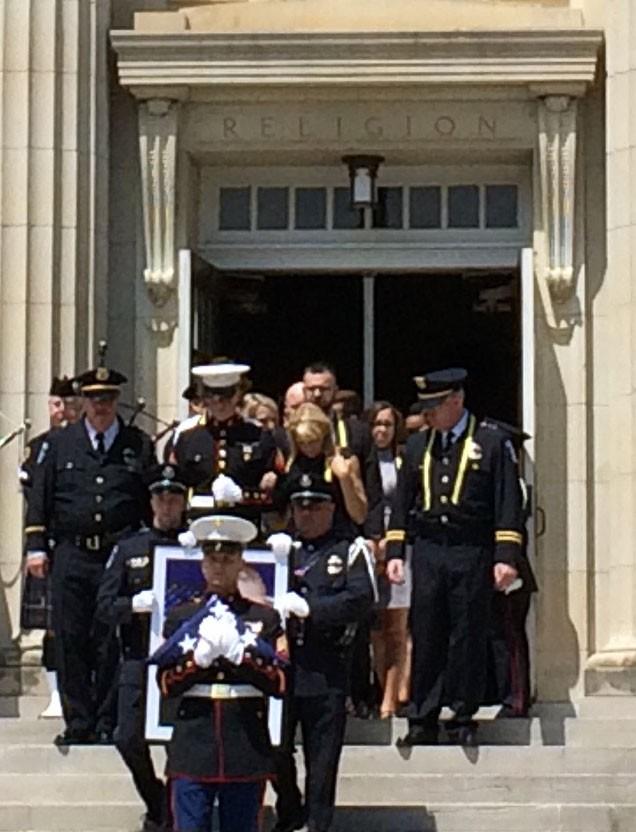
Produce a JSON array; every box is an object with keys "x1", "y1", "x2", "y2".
[
  {"x1": 139, "y1": 99, "x2": 179, "y2": 307},
  {"x1": 537, "y1": 95, "x2": 578, "y2": 305}
]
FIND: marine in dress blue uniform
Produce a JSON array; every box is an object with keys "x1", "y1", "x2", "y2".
[
  {"x1": 386, "y1": 369, "x2": 524, "y2": 746},
  {"x1": 271, "y1": 474, "x2": 375, "y2": 832},
  {"x1": 170, "y1": 362, "x2": 281, "y2": 527},
  {"x1": 96, "y1": 464, "x2": 188, "y2": 831},
  {"x1": 24, "y1": 344, "x2": 156, "y2": 745},
  {"x1": 158, "y1": 515, "x2": 287, "y2": 832}
]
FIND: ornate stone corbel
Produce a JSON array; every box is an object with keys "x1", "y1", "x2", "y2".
[
  {"x1": 138, "y1": 99, "x2": 179, "y2": 307},
  {"x1": 537, "y1": 96, "x2": 578, "y2": 304}
]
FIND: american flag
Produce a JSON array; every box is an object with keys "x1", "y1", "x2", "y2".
[{"x1": 148, "y1": 594, "x2": 283, "y2": 670}]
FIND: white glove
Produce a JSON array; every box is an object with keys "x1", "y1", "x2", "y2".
[
  {"x1": 266, "y1": 533, "x2": 294, "y2": 565},
  {"x1": 131, "y1": 589, "x2": 155, "y2": 614},
  {"x1": 276, "y1": 591, "x2": 310, "y2": 620},
  {"x1": 198, "y1": 612, "x2": 244, "y2": 665},
  {"x1": 211, "y1": 474, "x2": 243, "y2": 506},
  {"x1": 193, "y1": 637, "x2": 221, "y2": 669},
  {"x1": 178, "y1": 530, "x2": 197, "y2": 548}
]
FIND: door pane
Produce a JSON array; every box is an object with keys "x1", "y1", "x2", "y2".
[
  {"x1": 257, "y1": 187, "x2": 289, "y2": 230},
  {"x1": 448, "y1": 185, "x2": 479, "y2": 228},
  {"x1": 219, "y1": 187, "x2": 251, "y2": 231},
  {"x1": 295, "y1": 188, "x2": 327, "y2": 230},
  {"x1": 409, "y1": 187, "x2": 442, "y2": 229},
  {"x1": 333, "y1": 187, "x2": 364, "y2": 229},
  {"x1": 372, "y1": 187, "x2": 403, "y2": 229},
  {"x1": 486, "y1": 185, "x2": 518, "y2": 228}
]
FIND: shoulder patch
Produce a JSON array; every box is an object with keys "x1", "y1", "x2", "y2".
[
  {"x1": 36, "y1": 441, "x2": 49, "y2": 465},
  {"x1": 105, "y1": 545, "x2": 118, "y2": 571},
  {"x1": 504, "y1": 439, "x2": 518, "y2": 465}
]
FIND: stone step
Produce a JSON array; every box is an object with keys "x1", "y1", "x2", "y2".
[
  {"x1": 0, "y1": 666, "x2": 49, "y2": 697},
  {"x1": 2, "y1": 802, "x2": 636, "y2": 832},
  {"x1": 4, "y1": 712, "x2": 636, "y2": 748},
  {"x1": 3, "y1": 771, "x2": 636, "y2": 805},
  {"x1": 0, "y1": 695, "x2": 53, "y2": 719},
  {"x1": 6, "y1": 742, "x2": 636, "y2": 776}
]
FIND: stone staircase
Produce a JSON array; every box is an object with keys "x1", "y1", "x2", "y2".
[{"x1": 2, "y1": 667, "x2": 636, "y2": 832}]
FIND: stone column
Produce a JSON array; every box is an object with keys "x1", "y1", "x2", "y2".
[
  {"x1": 586, "y1": 0, "x2": 636, "y2": 693},
  {"x1": 0, "y1": 0, "x2": 111, "y2": 662}
]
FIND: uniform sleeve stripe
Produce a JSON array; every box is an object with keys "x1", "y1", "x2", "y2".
[
  {"x1": 495, "y1": 531, "x2": 523, "y2": 545},
  {"x1": 24, "y1": 526, "x2": 46, "y2": 534},
  {"x1": 386, "y1": 530, "x2": 406, "y2": 542}
]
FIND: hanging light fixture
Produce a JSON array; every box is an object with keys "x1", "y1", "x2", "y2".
[{"x1": 342, "y1": 154, "x2": 385, "y2": 209}]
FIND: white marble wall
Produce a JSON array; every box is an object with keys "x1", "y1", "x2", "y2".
[
  {"x1": 0, "y1": 0, "x2": 110, "y2": 660},
  {"x1": 585, "y1": 0, "x2": 636, "y2": 691}
]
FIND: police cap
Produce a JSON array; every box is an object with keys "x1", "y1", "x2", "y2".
[
  {"x1": 75, "y1": 341, "x2": 127, "y2": 399},
  {"x1": 413, "y1": 368, "x2": 467, "y2": 411},
  {"x1": 147, "y1": 464, "x2": 187, "y2": 496},
  {"x1": 288, "y1": 472, "x2": 335, "y2": 507},
  {"x1": 49, "y1": 375, "x2": 76, "y2": 398}
]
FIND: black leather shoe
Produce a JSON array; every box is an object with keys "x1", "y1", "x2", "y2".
[
  {"x1": 397, "y1": 726, "x2": 439, "y2": 747},
  {"x1": 53, "y1": 729, "x2": 94, "y2": 747},
  {"x1": 141, "y1": 815, "x2": 172, "y2": 832},
  {"x1": 270, "y1": 819, "x2": 305, "y2": 832},
  {"x1": 457, "y1": 724, "x2": 479, "y2": 747}
]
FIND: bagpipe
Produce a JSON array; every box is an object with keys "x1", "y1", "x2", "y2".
[{"x1": 148, "y1": 593, "x2": 286, "y2": 670}]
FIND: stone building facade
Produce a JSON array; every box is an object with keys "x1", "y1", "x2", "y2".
[{"x1": 0, "y1": 0, "x2": 635, "y2": 706}]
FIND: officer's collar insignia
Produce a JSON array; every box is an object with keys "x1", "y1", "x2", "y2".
[
  {"x1": 466, "y1": 439, "x2": 483, "y2": 461},
  {"x1": 96, "y1": 366, "x2": 109, "y2": 382},
  {"x1": 326, "y1": 554, "x2": 344, "y2": 576},
  {"x1": 162, "y1": 465, "x2": 175, "y2": 480},
  {"x1": 414, "y1": 376, "x2": 427, "y2": 391},
  {"x1": 300, "y1": 473, "x2": 312, "y2": 488}
]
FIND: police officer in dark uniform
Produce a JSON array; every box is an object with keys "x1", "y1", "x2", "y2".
[
  {"x1": 20, "y1": 375, "x2": 81, "y2": 719},
  {"x1": 24, "y1": 343, "x2": 156, "y2": 745},
  {"x1": 170, "y1": 361, "x2": 280, "y2": 524},
  {"x1": 386, "y1": 369, "x2": 524, "y2": 747},
  {"x1": 270, "y1": 474, "x2": 375, "y2": 832},
  {"x1": 96, "y1": 464, "x2": 188, "y2": 832},
  {"x1": 158, "y1": 515, "x2": 287, "y2": 832}
]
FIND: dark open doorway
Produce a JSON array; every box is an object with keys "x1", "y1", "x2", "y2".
[
  {"x1": 374, "y1": 273, "x2": 521, "y2": 423},
  {"x1": 195, "y1": 268, "x2": 521, "y2": 425},
  {"x1": 203, "y1": 273, "x2": 363, "y2": 399}
]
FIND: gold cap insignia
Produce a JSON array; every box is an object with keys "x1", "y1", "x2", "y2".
[
  {"x1": 96, "y1": 367, "x2": 109, "y2": 382},
  {"x1": 300, "y1": 473, "x2": 312, "y2": 488},
  {"x1": 414, "y1": 376, "x2": 427, "y2": 391}
]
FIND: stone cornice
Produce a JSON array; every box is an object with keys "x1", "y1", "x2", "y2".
[{"x1": 111, "y1": 29, "x2": 603, "y2": 93}]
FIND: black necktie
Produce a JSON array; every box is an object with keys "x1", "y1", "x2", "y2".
[{"x1": 95, "y1": 432, "x2": 105, "y2": 455}]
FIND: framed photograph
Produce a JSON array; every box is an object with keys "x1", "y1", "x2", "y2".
[{"x1": 145, "y1": 544, "x2": 288, "y2": 743}]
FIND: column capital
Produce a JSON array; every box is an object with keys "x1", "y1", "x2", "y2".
[{"x1": 138, "y1": 98, "x2": 181, "y2": 307}]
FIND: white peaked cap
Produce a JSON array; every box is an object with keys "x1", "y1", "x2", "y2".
[
  {"x1": 192, "y1": 363, "x2": 251, "y2": 389},
  {"x1": 190, "y1": 514, "x2": 258, "y2": 545}
]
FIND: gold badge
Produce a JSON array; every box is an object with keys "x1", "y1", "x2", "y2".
[
  {"x1": 96, "y1": 367, "x2": 109, "y2": 382},
  {"x1": 414, "y1": 376, "x2": 427, "y2": 391},
  {"x1": 466, "y1": 440, "x2": 483, "y2": 461}
]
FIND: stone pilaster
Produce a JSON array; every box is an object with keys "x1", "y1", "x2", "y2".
[
  {"x1": 0, "y1": 0, "x2": 111, "y2": 662},
  {"x1": 586, "y1": 0, "x2": 636, "y2": 693}
]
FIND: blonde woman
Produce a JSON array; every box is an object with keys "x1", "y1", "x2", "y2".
[{"x1": 267, "y1": 403, "x2": 367, "y2": 534}]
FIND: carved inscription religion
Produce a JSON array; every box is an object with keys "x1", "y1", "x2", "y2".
[{"x1": 186, "y1": 103, "x2": 534, "y2": 148}]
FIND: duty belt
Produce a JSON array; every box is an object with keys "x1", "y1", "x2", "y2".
[{"x1": 182, "y1": 683, "x2": 263, "y2": 700}]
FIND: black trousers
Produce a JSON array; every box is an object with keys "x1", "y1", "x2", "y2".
[
  {"x1": 115, "y1": 660, "x2": 165, "y2": 821},
  {"x1": 408, "y1": 539, "x2": 492, "y2": 726},
  {"x1": 273, "y1": 693, "x2": 347, "y2": 832},
  {"x1": 490, "y1": 591, "x2": 532, "y2": 715},
  {"x1": 51, "y1": 542, "x2": 119, "y2": 734}
]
